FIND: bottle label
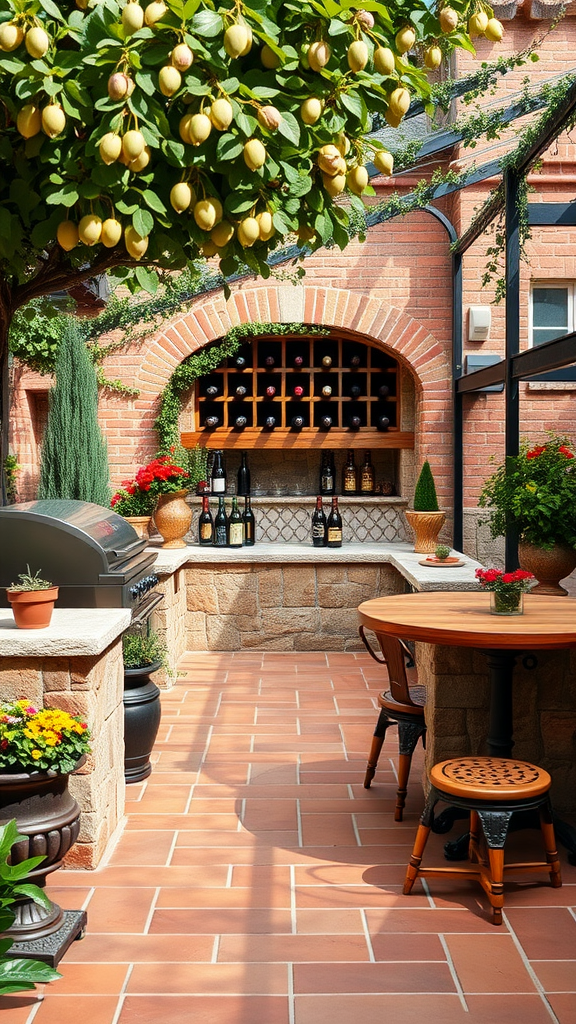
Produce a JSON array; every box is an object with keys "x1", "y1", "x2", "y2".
[
  {"x1": 214, "y1": 524, "x2": 227, "y2": 545},
  {"x1": 312, "y1": 523, "x2": 326, "y2": 539},
  {"x1": 229, "y1": 523, "x2": 243, "y2": 546},
  {"x1": 212, "y1": 478, "x2": 226, "y2": 493},
  {"x1": 343, "y1": 475, "x2": 356, "y2": 492},
  {"x1": 327, "y1": 527, "x2": 342, "y2": 542},
  {"x1": 321, "y1": 474, "x2": 333, "y2": 491},
  {"x1": 361, "y1": 471, "x2": 374, "y2": 491},
  {"x1": 200, "y1": 523, "x2": 213, "y2": 540}
]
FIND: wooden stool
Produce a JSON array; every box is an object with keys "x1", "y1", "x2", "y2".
[
  {"x1": 403, "y1": 756, "x2": 562, "y2": 925},
  {"x1": 359, "y1": 625, "x2": 426, "y2": 821}
]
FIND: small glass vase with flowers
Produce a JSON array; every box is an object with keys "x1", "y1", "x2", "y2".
[
  {"x1": 475, "y1": 567, "x2": 535, "y2": 615},
  {"x1": 135, "y1": 453, "x2": 192, "y2": 548}
]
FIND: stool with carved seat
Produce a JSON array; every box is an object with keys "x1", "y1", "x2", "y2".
[
  {"x1": 403, "y1": 756, "x2": 562, "y2": 924},
  {"x1": 359, "y1": 625, "x2": 426, "y2": 822}
]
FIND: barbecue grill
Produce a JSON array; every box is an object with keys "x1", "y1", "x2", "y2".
[{"x1": 0, "y1": 500, "x2": 161, "y2": 621}]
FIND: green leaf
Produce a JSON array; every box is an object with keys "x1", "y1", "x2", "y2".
[
  {"x1": 277, "y1": 111, "x2": 300, "y2": 147},
  {"x1": 191, "y1": 9, "x2": 223, "y2": 36},
  {"x1": 39, "y1": 0, "x2": 64, "y2": 19},
  {"x1": 142, "y1": 190, "x2": 167, "y2": 214},
  {"x1": 133, "y1": 208, "x2": 154, "y2": 237},
  {"x1": 0, "y1": 957, "x2": 61, "y2": 991},
  {"x1": 340, "y1": 91, "x2": 364, "y2": 120},
  {"x1": 45, "y1": 184, "x2": 80, "y2": 207},
  {"x1": 135, "y1": 266, "x2": 159, "y2": 293},
  {"x1": 216, "y1": 133, "x2": 244, "y2": 161}
]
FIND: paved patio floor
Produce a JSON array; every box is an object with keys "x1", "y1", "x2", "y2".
[{"x1": 5, "y1": 651, "x2": 576, "y2": 1024}]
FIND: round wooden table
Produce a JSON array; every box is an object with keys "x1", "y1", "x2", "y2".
[{"x1": 358, "y1": 591, "x2": 576, "y2": 757}]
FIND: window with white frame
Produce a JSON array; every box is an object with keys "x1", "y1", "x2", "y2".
[{"x1": 529, "y1": 283, "x2": 576, "y2": 381}]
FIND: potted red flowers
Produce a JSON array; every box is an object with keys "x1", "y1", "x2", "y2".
[
  {"x1": 475, "y1": 567, "x2": 535, "y2": 615},
  {"x1": 136, "y1": 454, "x2": 191, "y2": 548}
]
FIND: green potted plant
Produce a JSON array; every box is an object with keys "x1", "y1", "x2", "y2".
[
  {"x1": 479, "y1": 433, "x2": 576, "y2": 595},
  {"x1": 6, "y1": 567, "x2": 59, "y2": 629},
  {"x1": 122, "y1": 631, "x2": 169, "y2": 784},
  {"x1": 404, "y1": 460, "x2": 446, "y2": 553},
  {"x1": 111, "y1": 480, "x2": 157, "y2": 541}
]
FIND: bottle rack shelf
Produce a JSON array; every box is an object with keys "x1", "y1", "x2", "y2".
[{"x1": 182, "y1": 334, "x2": 414, "y2": 451}]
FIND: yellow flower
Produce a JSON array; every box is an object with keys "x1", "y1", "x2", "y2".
[{"x1": 31, "y1": 749, "x2": 42, "y2": 760}]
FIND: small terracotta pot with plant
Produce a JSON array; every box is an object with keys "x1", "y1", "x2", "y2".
[
  {"x1": 405, "y1": 460, "x2": 446, "y2": 553},
  {"x1": 6, "y1": 567, "x2": 59, "y2": 630}
]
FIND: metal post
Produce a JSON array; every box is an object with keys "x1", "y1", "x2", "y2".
[
  {"x1": 452, "y1": 249, "x2": 464, "y2": 551},
  {"x1": 504, "y1": 169, "x2": 521, "y2": 570}
]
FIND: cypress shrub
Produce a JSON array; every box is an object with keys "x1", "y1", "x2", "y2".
[
  {"x1": 413, "y1": 460, "x2": 439, "y2": 511},
  {"x1": 38, "y1": 319, "x2": 110, "y2": 506}
]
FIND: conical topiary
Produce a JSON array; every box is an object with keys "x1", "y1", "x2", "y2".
[
  {"x1": 38, "y1": 319, "x2": 110, "y2": 506},
  {"x1": 413, "y1": 460, "x2": 439, "y2": 512}
]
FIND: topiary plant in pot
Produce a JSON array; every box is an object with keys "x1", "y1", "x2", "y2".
[
  {"x1": 122, "y1": 631, "x2": 168, "y2": 785},
  {"x1": 404, "y1": 460, "x2": 446, "y2": 553}
]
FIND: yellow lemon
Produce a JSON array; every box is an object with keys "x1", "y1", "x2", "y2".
[
  {"x1": 41, "y1": 105, "x2": 66, "y2": 138},
  {"x1": 244, "y1": 138, "x2": 266, "y2": 170},
  {"x1": 308, "y1": 40, "x2": 331, "y2": 72},
  {"x1": 210, "y1": 98, "x2": 233, "y2": 131},
  {"x1": 171, "y1": 43, "x2": 193, "y2": 71},
  {"x1": 424, "y1": 45, "x2": 442, "y2": 69},
  {"x1": 484, "y1": 18, "x2": 503, "y2": 41},
  {"x1": 170, "y1": 182, "x2": 194, "y2": 213},
  {"x1": 158, "y1": 65, "x2": 181, "y2": 96},
  {"x1": 194, "y1": 197, "x2": 223, "y2": 231},
  {"x1": 301, "y1": 97, "x2": 323, "y2": 125},
  {"x1": 322, "y1": 172, "x2": 346, "y2": 197},
  {"x1": 224, "y1": 24, "x2": 249, "y2": 59},
  {"x1": 101, "y1": 218, "x2": 123, "y2": 247},
  {"x1": 188, "y1": 113, "x2": 211, "y2": 145},
  {"x1": 237, "y1": 216, "x2": 260, "y2": 247},
  {"x1": 78, "y1": 214, "x2": 103, "y2": 246},
  {"x1": 122, "y1": 129, "x2": 146, "y2": 161},
  {"x1": 373, "y1": 150, "x2": 394, "y2": 175},
  {"x1": 388, "y1": 87, "x2": 410, "y2": 117},
  {"x1": 0, "y1": 22, "x2": 24, "y2": 51},
  {"x1": 256, "y1": 210, "x2": 275, "y2": 241},
  {"x1": 25, "y1": 26, "x2": 49, "y2": 58},
  {"x1": 347, "y1": 40, "x2": 368, "y2": 72},
  {"x1": 395, "y1": 26, "x2": 415, "y2": 54},
  {"x1": 347, "y1": 165, "x2": 369, "y2": 195},
  {"x1": 468, "y1": 11, "x2": 488, "y2": 37},
  {"x1": 129, "y1": 145, "x2": 151, "y2": 172},
  {"x1": 56, "y1": 221, "x2": 79, "y2": 251},
  {"x1": 16, "y1": 104, "x2": 41, "y2": 139},
  {"x1": 144, "y1": 1, "x2": 166, "y2": 26},
  {"x1": 124, "y1": 225, "x2": 149, "y2": 259},
  {"x1": 99, "y1": 133, "x2": 122, "y2": 164},
  {"x1": 261, "y1": 44, "x2": 280, "y2": 69},
  {"x1": 439, "y1": 7, "x2": 458, "y2": 32},
  {"x1": 211, "y1": 220, "x2": 235, "y2": 246}
]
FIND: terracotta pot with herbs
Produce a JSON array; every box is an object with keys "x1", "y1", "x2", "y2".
[{"x1": 6, "y1": 567, "x2": 59, "y2": 629}]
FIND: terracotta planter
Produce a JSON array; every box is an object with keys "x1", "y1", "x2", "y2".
[
  {"x1": 153, "y1": 490, "x2": 192, "y2": 549},
  {"x1": 7, "y1": 587, "x2": 59, "y2": 629},
  {"x1": 518, "y1": 541, "x2": 576, "y2": 596},
  {"x1": 124, "y1": 660, "x2": 162, "y2": 783},
  {"x1": 0, "y1": 764, "x2": 82, "y2": 941},
  {"x1": 404, "y1": 510, "x2": 446, "y2": 554},
  {"x1": 123, "y1": 515, "x2": 153, "y2": 541}
]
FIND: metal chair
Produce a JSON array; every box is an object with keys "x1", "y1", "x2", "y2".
[{"x1": 359, "y1": 625, "x2": 426, "y2": 821}]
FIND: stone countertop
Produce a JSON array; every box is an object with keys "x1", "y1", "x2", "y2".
[
  {"x1": 0, "y1": 608, "x2": 131, "y2": 657},
  {"x1": 147, "y1": 542, "x2": 482, "y2": 592}
]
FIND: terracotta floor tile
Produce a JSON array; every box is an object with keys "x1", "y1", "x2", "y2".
[
  {"x1": 531, "y1": 960, "x2": 576, "y2": 992},
  {"x1": 56, "y1": 865, "x2": 230, "y2": 888},
  {"x1": 46, "y1": 962, "x2": 129, "y2": 995},
  {"x1": 218, "y1": 934, "x2": 371, "y2": 962},
  {"x1": 106, "y1": 830, "x2": 175, "y2": 866},
  {"x1": 295, "y1": 884, "x2": 428, "y2": 910},
  {"x1": 293, "y1": 994, "x2": 469, "y2": 1024},
  {"x1": 155, "y1": 884, "x2": 291, "y2": 909},
  {"x1": 118, "y1": 995, "x2": 289, "y2": 1024},
  {"x1": 62, "y1": 933, "x2": 214, "y2": 963},
  {"x1": 34, "y1": 996, "x2": 120, "y2": 1024},
  {"x1": 149, "y1": 907, "x2": 292, "y2": 933},
  {"x1": 547, "y1": 994, "x2": 576, "y2": 1023},
  {"x1": 0, "y1": 994, "x2": 41, "y2": 1023},
  {"x1": 242, "y1": 802, "x2": 298, "y2": 830},
  {"x1": 505, "y1": 908, "x2": 576, "y2": 958},
  {"x1": 294, "y1": 908, "x2": 365, "y2": 932},
  {"x1": 371, "y1": 932, "x2": 447, "y2": 961},
  {"x1": 294, "y1": 960, "x2": 456, "y2": 993},
  {"x1": 133, "y1": 786, "x2": 193, "y2": 813},
  {"x1": 466, "y1": 995, "x2": 560, "y2": 1023},
  {"x1": 300, "y1": 813, "x2": 358, "y2": 847},
  {"x1": 444, "y1": 933, "x2": 538, "y2": 993},
  {"x1": 365, "y1": 907, "x2": 498, "y2": 934},
  {"x1": 126, "y1": 811, "x2": 240, "y2": 831},
  {"x1": 127, "y1": 962, "x2": 288, "y2": 994},
  {"x1": 83, "y1": 887, "x2": 157, "y2": 933}
]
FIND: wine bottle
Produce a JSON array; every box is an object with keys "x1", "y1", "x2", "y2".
[
  {"x1": 234, "y1": 385, "x2": 247, "y2": 399},
  {"x1": 349, "y1": 384, "x2": 361, "y2": 399},
  {"x1": 349, "y1": 415, "x2": 361, "y2": 430},
  {"x1": 320, "y1": 415, "x2": 332, "y2": 429},
  {"x1": 235, "y1": 355, "x2": 246, "y2": 369},
  {"x1": 204, "y1": 415, "x2": 219, "y2": 428},
  {"x1": 311, "y1": 495, "x2": 327, "y2": 547},
  {"x1": 293, "y1": 355, "x2": 304, "y2": 369},
  {"x1": 243, "y1": 496, "x2": 255, "y2": 546},
  {"x1": 378, "y1": 384, "x2": 390, "y2": 397},
  {"x1": 210, "y1": 450, "x2": 226, "y2": 494},
  {"x1": 320, "y1": 451, "x2": 335, "y2": 495},
  {"x1": 326, "y1": 495, "x2": 343, "y2": 547},
  {"x1": 265, "y1": 385, "x2": 276, "y2": 398},
  {"x1": 321, "y1": 385, "x2": 332, "y2": 398},
  {"x1": 237, "y1": 451, "x2": 250, "y2": 496},
  {"x1": 206, "y1": 384, "x2": 219, "y2": 398},
  {"x1": 265, "y1": 416, "x2": 276, "y2": 429},
  {"x1": 213, "y1": 495, "x2": 228, "y2": 546},
  {"x1": 350, "y1": 355, "x2": 361, "y2": 368},
  {"x1": 293, "y1": 385, "x2": 304, "y2": 399},
  {"x1": 321, "y1": 355, "x2": 332, "y2": 368},
  {"x1": 264, "y1": 355, "x2": 275, "y2": 368},
  {"x1": 198, "y1": 494, "x2": 214, "y2": 545},
  {"x1": 378, "y1": 416, "x2": 390, "y2": 432},
  {"x1": 228, "y1": 495, "x2": 243, "y2": 548},
  {"x1": 360, "y1": 450, "x2": 375, "y2": 495},
  {"x1": 234, "y1": 415, "x2": 247, "y2": 429},
  {"x1": 342, "y1": 450, "x2": 358, "y2": 495},
  {"x1": 291, "y1": 415, "x2": 304, "y2": 429}
]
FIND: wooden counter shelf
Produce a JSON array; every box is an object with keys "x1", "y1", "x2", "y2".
[{"x1": 181, "y1": 429, "x2": 415, "y2": 450}]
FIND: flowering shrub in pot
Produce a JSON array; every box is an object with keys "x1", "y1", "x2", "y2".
[
  {"x1": 136, "y1": 453, "x2": 192, "y2": 548},
  {"x1": 475, "y1": 567, "x2": 535, "y2": 615},
  {"x1": 0, "y1": 700, "x2": 90, "y2": 775}
]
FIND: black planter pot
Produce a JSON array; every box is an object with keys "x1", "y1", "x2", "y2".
[{"x1": 123, "y1": 660, "x2": 162, "y2": 784}]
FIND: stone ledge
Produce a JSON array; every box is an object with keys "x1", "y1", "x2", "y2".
[{"x1": 0, "y1": 609, "x2": 130, "y2": 657}]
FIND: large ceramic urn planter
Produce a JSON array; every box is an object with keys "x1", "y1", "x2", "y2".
[
  {"x1": 404, "y1": 510, "x2": 446, "y2": 554},
  {"x1": 0, "y1": 764, "x2": 82, "y2": 941},
  {"x1": 7, "y1": 587, "x2": 59, "y2": 629},
  {"x1": 153, "y1": 490, "x2": 192, "y2": 548},
  {"x1": 124, "y1": 660, "x2": 162, "y2": 783},
  {"x1": 123, "y1": 515, "x2": 153, "y2": 541},
  {"x1": 518, "y1": 542, "x2": 576, "y2": 596}
]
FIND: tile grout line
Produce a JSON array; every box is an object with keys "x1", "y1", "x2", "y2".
[
  {"x1": 237, "y1": 798, "x2": 246, "y2": 831},
  {"x1": 211, "y1": 935, "x2": 220, "y2": 964},
  {"x1": 142, "y1": 886, "x2": 161, "y2": 935},
  {"x1": 296, "y1": 797, "x2": 303, "y2": 848},
  {"x1": 501, "y1": 910, "x2": 562, "y2": 1023},
  {"x1": 420, "y1": 877, "x2": 437, "y2": 909},
  {"x1": 351, "y1": 813, "x2": 362, "y2": 847},
  {"x1": 360, "y1": 908, "x2": 376, "y2": 962},
  {"x1": 225, "y1": 864, "x2": 234, "y2": 888},
  {"x1": 165, "y1": 829, "x2": 180, "y2": 867},
  {"x1": 288, "y1": 962, "x2": 295, "y2": 1024},
  {"x1": 290, "y1": 864, "x2": 297, "y2": 935},
  {"x1": 438, "y1": 933, "x2": 469, "y2": 1012},
  {"x1": 109, "y1": 964, "x2": 134, "y2": 1024}
]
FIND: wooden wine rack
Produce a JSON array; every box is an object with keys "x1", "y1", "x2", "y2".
[{"x1": 181, "y1": 334, "x2": 415, "y2": 451}]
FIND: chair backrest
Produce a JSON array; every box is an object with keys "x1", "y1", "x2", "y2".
[{"x1": 359, "y1": 625, "x2": 419, "y2": 706}]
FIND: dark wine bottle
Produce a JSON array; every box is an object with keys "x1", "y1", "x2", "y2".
[
  {"x1": 321, "y1": 385, "x2": 332, "y2": 398},
  {"x1": 264, "y1": 355, "x2": 275, "y2": 368},
  {"x1": 228, "y1": 495, "x2": 243, "y2": 548},
  {"x1": 235, "y1": 385, "x2": 247, "y2": 399},
  {"x1": 321, "y1": 355, "x2": 332, "y2": 369},
  {"x1": 265, "y1": 416, "x2": 276, "y2": 429},
  {"x1": 235, "y1": 355, "x2": 246, "y2": 369},
  {"x1": 377, "y1": 416, "x2": 390, "y2": 431},
  {"x1": 342, "y1": 450, "x2": 358, "y2": 495},
  {"x1": 320, "y1": 415, "x2": 332, "y2": 429},
  {"x1": 349, "y1": 415, "x2": 361, "y2": 430},
  {"x1": 234, "y1": 415, "x2": 247, "y2": 429},
  {"x1": 206, "y1": 385, "x2": 219, "y2": 398},
  {"x1": 210, "y1": 450, "x2": 226, "y2": 494},
  {"x1": 291, "y1": 415, "x2": 304, "y2": 429},
  {"x1": 378, "y1": 384, "x2": 390, "y2": 397},
  {"x1": 243, "y1": 496, "x2": 255, "y2": 546},
  {"x1": 204, "y1": 415, "x2": 219, "y2": 428},
  {"x1": 349, "y1": 384, "x2": 361, "y2": 399},
  {"x1": 265, "y1": 385, "x2": 276, "y2": 398},
  {"x1": 320, "y1": 451, "x2": 335, "y2": 495},
  {"x1": 213, "y1": 495, "x2": 228, "y2": 546},
  {"x1": 311, "y1": 495, "x2": 327, "y2": 547},
  {"x1": 293, "y1": 355, "x2": 304, "y2": 369},
  {"x1": 198, "y1": 494, "x2": 214, "y2": 545},
  {"x1": 293, "y1": 385, "x2": 304, "y2": 399},
  {"x1": 360, "y1": 450, "x2": 375, "y2": 495},
  {"x1": 326, "y1": 495, "x2": 343, "y2": 548},
  {"x1": 237, "y1": 451, "x2": 250, "y2": 496},
  {"x1": 350, "y1": 355, "x2": 361, "y2": 368}
]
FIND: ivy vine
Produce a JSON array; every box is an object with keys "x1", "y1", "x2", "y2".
[{"x1": 155, "y1": 322, "x2": 329, "y2": 453}]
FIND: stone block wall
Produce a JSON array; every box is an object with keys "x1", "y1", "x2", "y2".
[
  {"x1": 185, "y1": 561, "x2": 405, "y2": 651},
  {"x1": 0, "y1": 640, "x2": 125, "y2": 869},
  {"x1": 419, "y1": 643, "x2": 576, "y2": 817},
  {"x1": 151, "y1": 566, "x2": 187, "y2": 688}
]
